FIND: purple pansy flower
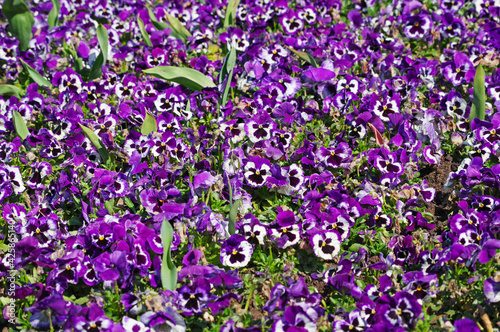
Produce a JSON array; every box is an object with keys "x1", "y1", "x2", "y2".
[{"x1": 220, "y1": 234, "x2": 253, "y2": 268}]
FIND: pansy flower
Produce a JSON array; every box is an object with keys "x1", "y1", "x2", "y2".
[
  {"x1": 268, "y1": 210, "x2": 301, "y2": 248},
  {"x1": 221, "y1": 119, "x2": 246, "y2": 144},
  {"x1": 370, "y1": 93, "x2": 400, "y2": 122},
  {"x1": 315, "y1": 143, "x2": 352, "y2": 169},
  {"x1": 146, "y1": 48, "x2": 168, "y2": 68},
  {"x1": 177, "y1": 279, "x2": 211, "y2": 316},
  {"x1": 241, "y1": 217, "x2": 267, "y2": 246},
  {"x1": 374, "y1": 150, "x2": 404, "y2": 175},
  {"x1": 26, "y1": 162, "x2": 52, "y2": 190},
  {"x1": 440, "y1": 0, "x2": 464, "y2": 12},
  {"x1": 53, "y1": 68, "x2": 83, "y2": 95},
  {"x1": 403, "y1": 14, "x2": 433, "y2": 39},
  {"x1": 221, "y1": 234, "x2": 253, "y2": 268},
  {"x1": 280, "y1": 11, "x2": 304, "y2": 35},
  {"x1": 311, "y1": 231, "x2": 341, "y2": 260},
  {"x1": 297, "y1": 6, "x2": 317, "y2": 24},
  {"x1": 379, "y1": 292, "x2": 422, "y2": 329},
  {"x1": 441, "y1": 52, "x2": 475, "y2": 86},
  {"x1": 122, "y1": 316, "x2": 151, "y2": 332},
  {"x1": 277, "y1": 164, "x2": 305, "y2": 195},
  {"x1": 333, "y1": 309, "x2": 366, "y2": 332},
  {"x1": 439, "y1": 13, "x2": 465, "y2": 38},
  {"x1": 244, "y1": 156, "x2": 272, "y2": 187}
]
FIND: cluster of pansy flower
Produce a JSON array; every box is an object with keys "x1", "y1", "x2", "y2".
[{"x1": 1, "y1": 0, "x2": 500, "y2": 330}]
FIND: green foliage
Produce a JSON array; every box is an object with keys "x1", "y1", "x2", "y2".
[
  {"x1": 0, "y1": 85, "x2": 22, "y2": 98},
  {"x1": 141, "y1": 112, "x2": 157, "y2": 135},
  {"x1": 220, "y1": 47, "x2": 237, "y2": 107},
  {"x1": 48, "y1": 0, "x2": 61, "y2": 28},
  {"x1": 144, "y1": 66, "x2": 216, "y2": 91},
  {"x1": 469, "y1": 64, "x2": 486, "y2": 122},
  {"x1": 164, "y1": 13, "x2": 191, "y2": 43},
  {"x1": 12, "y1": 110, "x2": 29, "y2": 140},
  {"x1": 223, "y1": 0, "x2": 240, "y2": 29},
  {"x1": 2, "y1": 0, "x2": 34, "y2": 51},
  {"x1": 161, "y1": 219, "x2": 178, "y2": 291},
  {"x1": 19, "y1": 59, "x2": 52, "y2": 88},
  {"x1": 137, "y1": 17, "x2": 152, "y2": 47},
  {"x1": 78, "y1": 123, "x2": 109, "y2": 165},
  {"x1": 88, "y1": 24, "x2": 109, "y2": 81}
]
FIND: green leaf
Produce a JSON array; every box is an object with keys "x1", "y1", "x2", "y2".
[
  {"x1": 165, "y1": 13, "x2": 191, "y2": 43},
  {"x1": 0, "y1": 85, "x2": 22, "y2": 98},
  {"x1": 144, "y1": 66, "x2": 216, "y2": 91},
  {"x1": 223, "y1": 0, "x2": 240, "y2": 29},
  {"x1": 147, "y1": 7, "x2": 169, "y2": 31},
  {"x1": 220, "y1": 47, "x2": 236, "y2": 106},
  {"x1": 161, "y1": 219, "x2": 178, "y2": 291},
  {"x1": 137, "y1": 17, "x2": 152, "y2": 47},
  {"x1": 286, "y1": 46, "x2": 318, "y2": 68},
  {"x1": 219, "y1": 47, "x2": 237, "y2": 85},
  {"x1": 74, "y1": 297, "x2": 89, "y2": 305},
  {"x1": 88, "y1": 24, "x2": 109, "y2": 81},
  {"x1": 104, "y1": 199, "x2": 114, "y2": 215},
  {"x1": 228, "y1": 199, "x2": 241, "y2": 235},
  {"x1": 2, "y1": 0, "x2": 34, "y2": 51},
  {"x1": 348, "y1": 243, "x2": 368, "y2": 253},
  {"x1": 78, "y1": 123, "x2": 109, "y2": 164},
  {"x1": 48, "y1": 0, "x2": 60, "y2": 28},
  {"x1": 19, "y1": 59, "x2": 52, "y2": 88},
  {"x1": 13, "y1": 110, "x2": 29, "y2": 140},
  {"x1": 469, "y1": 64, "x2": 486, "y2": 122},
  {"x1": 141, "y1": 112, "x2": 157, "y2": 135}
]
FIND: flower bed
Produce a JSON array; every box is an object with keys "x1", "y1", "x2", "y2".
[{"x1": 1, "y1": 0, "x2": 500, "y2": 331}]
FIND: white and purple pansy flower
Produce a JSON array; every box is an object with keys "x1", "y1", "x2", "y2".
[
  {"x1": 370, "y1": 93, "x2": 400, "y2": 122},
  {"x1": 244, "y1": 156, "x2": 272, "y2": 187},
  {"x1": 244, "y1": 116, "x2": 276, "y2": 143},
  {"x1": 403, "y1": 14, "x2": 433, "y2": 39},
  {"x1": 122, "y1": 316, "x2": 151, "y2": 332},
  {"x1": 26, "y1": 162, "x2": 52, "y2": 190},
  {"x1": 269, "y1": 210, "x2": 301, "y2": 248},
  {"x1": 280, "y1": 11, "x2": 304, "y2": 35},
  {"x1": 441, "y1": 52, "x2": 475, "y2": 86},
  {"x1": 315, "y1": 143, "x2": 352, "y2": 169},
  {"x1": 374, "y1": 150, "x2": 404, "y2": 175},
  {"x1": 297, "y1": 6, "x2": 317, "y2": 24},
  {"x1": 220, "y1": 234, "x2": 253, "y2": 268},
  {"x1": 311, "y1": 230, "x2": 341, "y2": 260}
]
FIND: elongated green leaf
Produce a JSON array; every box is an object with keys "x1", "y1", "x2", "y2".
[
  {"x1": 223, "y1": 0, "x2": 240, "y2": 29},
  {"x1": 286, "y1": 46, "x2": 318, "y2": 68},
  {"x1": 48, "y1": 0, "x2": 60, "y2": 28},
  {"x1": 144, "y1": 66, "x2": 216, "y2": 91},
  {"x1": 469, "y1": 64, "x2": 486, "y2": 122},
  {"x1": 161, "y1": 219, "x2": 177, "y2": 291},
  {"x1": 141, "y1": 112, "x2": 157, "y2": 135},
  {"x1": 88, "y1": 24, "x2": 109, "y2": 81},
  {"x1": 2, "y1": 0, "x2": 34, "y2": 51},
  {"x1": 220, "y1": 47, "x2": 237, "y2": 106},
  {"x1": 137, "y1": 17, "x2": 152, "y2": 47},
  {"x1": 219, "y1": 47, "x2": 236, "y2": 85},
  {"x1": 78, "y1": 123, "x2": 109, "y2": 164},
  {"x1": 0, "y1": 85, "x2": 22, "y2": 98},
  {"x1": 228, "y1": 199, "x2": 241, "y2": 235},
  {"x1": 13, "y1": 110, "x2": 29, "y2": 140},
  {"x1": 165, "y1": 13, "x2": 191, "y2": 43},
  {"x1": 148, "y1": 7, "x2": 169, "y2": 31},
  {"x1": 20, "y1": 59, "x2": 52, "y2": 88}
]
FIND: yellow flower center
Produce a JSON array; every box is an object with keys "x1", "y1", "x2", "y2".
[
  {"x1": 99, "y1": 235, "x2": 105, "y2": 241},
  {"x1": 232, "y1": 250, "x2": 237, "y2": 255},
  {"x1": 255, "y1": 170, "x2": 260, "y2": 175},
  {"x1": 36, "y1": 227, "x2": 41, "y2": 234},
  {"x1": 66, "y1": 264, "x2": 71, "y2": 270}
]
